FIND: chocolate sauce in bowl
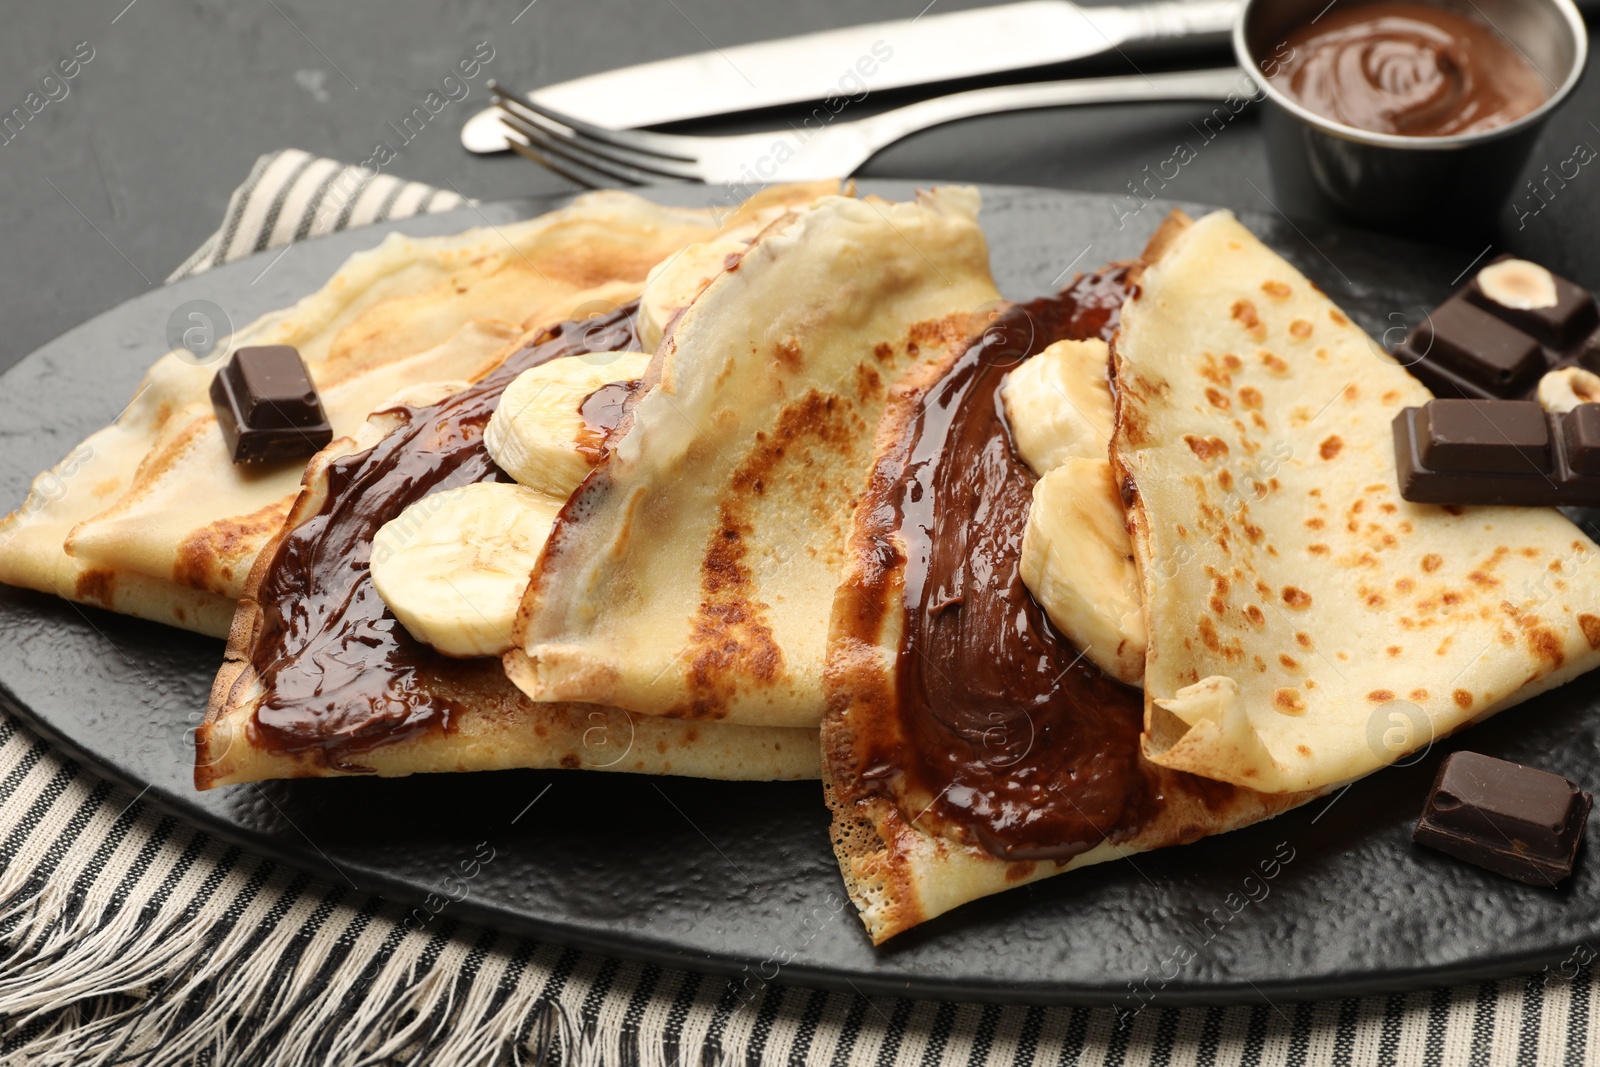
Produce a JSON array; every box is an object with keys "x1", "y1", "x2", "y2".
[
  {"x1": 246, "y1": 305, "x2": 642, "y2": 769},
  {"x1": 1269, "y1": 2, "x2": 1547, "y2": 136}
]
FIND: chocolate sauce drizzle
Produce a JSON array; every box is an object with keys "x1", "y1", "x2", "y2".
[
  {"x1": 576, "y1": 379, "x2": 641, "y2": 461},
  {"x1": 846, "y1": 269, "x2": 1234, "y2": 861},
  {"x1": 246, "y1": 305, "x2": 641, "y2": 769}
]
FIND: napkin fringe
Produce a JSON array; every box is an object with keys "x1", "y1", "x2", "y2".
[{"x1": 0, "y1": 861, "x2": 704, "y2": 1066}]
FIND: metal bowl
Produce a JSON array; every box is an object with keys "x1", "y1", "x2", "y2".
[{"x1": 1235, "y1": 0, "x2": 1589, "y2": 235}]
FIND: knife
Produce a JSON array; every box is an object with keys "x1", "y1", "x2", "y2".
[{"x1": 461, "y1": 0, "x2": 1239, "y2": 152}]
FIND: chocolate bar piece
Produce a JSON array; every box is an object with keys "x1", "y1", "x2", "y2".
[
  {"x1": 210, "y1": 345, "x2": 332, "y2": 464},
  {"x1": 1414, "y1": 751, "x2": 1590, "y2": 887},
  {"x1": 1393, "y1": 398, "x2": 1600, "y2": 506},
  {"x1": 1395, "y1": 257, "x2": 1600, "y2": 400}
]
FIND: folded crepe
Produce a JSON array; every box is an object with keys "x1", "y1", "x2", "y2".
[
  {"x1": 506, "y1": 189, "x2": 1004, "y2": 729},
  {"x1": 0, "y1": 190, "x2": 748, "y2": 635},
  {"x1": 199, "y1": 307, "x2": 817, "y2": 788},
  {"x1": 1113, "y1": 211, "x2": 1600, "y2": 793},
  {"x1": 821, "y1": 263, "x2": 1318, "y2": 944},
  {"x1": 198, "y1": 185, "x2": 851, "y2": 787}
]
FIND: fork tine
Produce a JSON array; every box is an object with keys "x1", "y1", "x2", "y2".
[
  {"x1": 499, "y1": 115, "x2": 687, "y2": 187},
  {"x1": 501, "y1": 118, "x2": 640, "y2": 186},
  {"x1": 489, "y1": 82, "x2": 697, "y2": 162},
  {"x1": 494, "y1": 103, "x2": 702, "y2": 182},
  {"x1": 506, "y1": 137, "x2": 611, "y2": 189}
]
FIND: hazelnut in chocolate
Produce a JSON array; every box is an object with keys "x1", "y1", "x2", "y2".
[
  {"x1": 1396, "y1": 258, "x2": 1600, "y2": 402},
  {"x1": 210, "y1": 345, "x2": 333, "y2": 464}
]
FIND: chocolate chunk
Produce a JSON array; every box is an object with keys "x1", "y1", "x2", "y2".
[
  {"x1": 1414, "y1": 751, "x2": 1590, "y2": 887},
  {"x1": 1469, "y1": 262, "x2": 1599, "y2": 349},
  {"x1": 1566, "y1": 405, "x2": 1600, "y2": 475},
  {"x1": 1417, "y1": 297, "x2": 1547, "y2": 394},
  {"x1": 210, "y1": 345, "x2": 332, "y2": 464},
  {"x1": 1395, "y1": 256, "x2": 1600, "y2": 400},
  {"x1": 1419, "y1": 399, "x2": 1549, "y2": 473},
  {"x1": 1394, "y1": 399, "x2": 1600, "y2": 506}
]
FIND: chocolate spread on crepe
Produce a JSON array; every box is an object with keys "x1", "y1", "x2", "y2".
[
  {"x1": 207, "y1": 301, "x2": 819, "y2": 787},
  {"x1": 246, "y1": 307, "x2": 643, "y2": 767},
  {"x1": 203, "y1": 186, "x2": 850, "y2": 789},
  {"x1": 824, "y1": 227, "x2": 1335, "y2": 942},
  {"x1": 837, "y1": 269, "x2": 1238, "y2": 862}
]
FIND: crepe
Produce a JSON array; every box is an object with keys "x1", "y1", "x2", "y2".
[
  {"x1": 821, "y1": 267, "x2": 1318, "y2": 944},
  {"x1": 1113, "y1": 210, "x2": 1600, "y2": 794},
  {"x1": 0, "y1": 191, "x2": 733, "y2": 635},
  {"x1": 200, "y1": 362, "x2": 819, "y2": 788},
  {"x1": 505, "y1": 189, "x2": 1003, "y2": 729},
  {"x1": 200, "y1": 186, "x2": 848, "y2": 787}
]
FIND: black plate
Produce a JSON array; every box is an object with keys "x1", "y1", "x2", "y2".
[{"x1": 3, "y1": 183, "x2": 1597, "y2": 1009}]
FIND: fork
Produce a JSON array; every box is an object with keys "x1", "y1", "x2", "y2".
[{"x1": 489, "y1": 68, "x2": 1246, "y2": 187}]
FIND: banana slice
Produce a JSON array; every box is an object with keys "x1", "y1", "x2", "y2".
[
  {"x1": 1000, "y1": 339, "x2": 1114, "y2": 476},
  {"x1": 639, "y1": 235, "x2": 755, "y2": 352},
  {"x1": 637, "y1": 205, "x2": 802, "y2": 351},
  {"x1": 1002, "y1": 336, "x2": 1143, "y2": 682},
  {"x1": 369, "y1": 481, "x2": 563, "y2": 658},
  {"x1": 484, "y1": 351, "x2": 651, "y2": 498},
  {"x1": 1019, "y1": 459, "x2": 1145, "y2": 686}
]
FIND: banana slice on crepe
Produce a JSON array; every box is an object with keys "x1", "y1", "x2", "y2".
[
  {"x1": 1000, "y1": 339, "x2": 1145, "y2": 685},
  {"x1": 485, "y1": 352, "x2": 651, "y2": 498},
  {"x1": 638, "y1": 232, "x2": 766, "y2": 353},
  {"x1": 1019, "y1": 460, "x2": 1145, "y2": 685},
  {"x1": 382, "y1": 350, "x2": 652, "y2": 656},
  {"x1": 371, "y1": 482, "x2": 563, "y2": 658},
  {"x1": 635, "y1": 183, "x2": 841, "y2": 351},
  {"x1": 1002, "y1": 338, "x2": 1115, "y2": 471}
]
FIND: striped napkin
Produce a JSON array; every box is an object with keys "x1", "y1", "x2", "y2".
[{"x1": 0, "y1": 149, "x2": 1592, "y2": 1066}]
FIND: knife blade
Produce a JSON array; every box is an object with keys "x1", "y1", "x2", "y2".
[{"x1": 461, "y1": 0, "x2": 1238, "y2": 152}]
